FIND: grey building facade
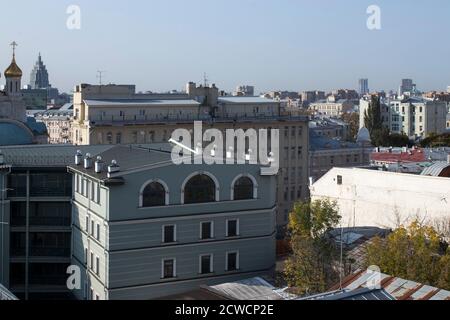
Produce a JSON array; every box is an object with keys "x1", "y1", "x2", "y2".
[
  {"x1": 68, "y1": 145, "x2": 277, "y2": 300},
  {"x1": 0, "y1": 145, "x2": 112, "y2": 300}
]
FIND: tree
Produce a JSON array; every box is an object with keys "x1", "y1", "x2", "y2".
[
  {"x1": 284, "y1": 200, "x2": 341, "y2": 295},
  {"x1": 341, "y1": 112, "x2": 360, "y2": 142},
  {"x1": 365, "y1": 221, "x2": 450, "y2": 290},
  {"x1": 364, "y1": 95, "x2": 392, "y2": 146},
  {"x1": 364, "y1": 95, "x2": 383, "y2": 135}
]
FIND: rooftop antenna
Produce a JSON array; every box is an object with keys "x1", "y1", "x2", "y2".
[
  {"x1": 97, "y1": 70, "x2": 107, "y2": 86},
  {"x1": 203, "y1": 72, "x2": 209, "y2": 87}
]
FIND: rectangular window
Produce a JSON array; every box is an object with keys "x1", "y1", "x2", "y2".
[
  {"x1": 76, "y1": 175, "x2": 80, "y2": 193},
  {"x1": 227, "y1": 220, "x2": 239, "y2": 237},
  {"x1": 84, "y1": 248, "x2": 88, "y2": 265},
  {"x1": 91, "y1": 220, "x2": 95, "y2": 237},
  {"x1": 90, "y1": 252, "x2": 94, "y2": 270},
  {"x1": 96, "y1": 224, "x2": 100, "y2": 241},
  {"x1": 97, "y1": 186, "x2": 101, "y2": 204},
  {"x1": 162, "y1": 259, "x2": 176, "y2": 279},
  {"x1": 337, "y1": 175, "x2": 343, "y2": 185},
  {"x1": 90, "y1": 182, "x2": 95, "y2": 201},
  {"x1": 200, "y1": 254, "x2": 213, "y2": 275},
  {"x1": 96, "y1": 257, "x2": 100, "y2": 276},
  {"x1": 200, "y1": 222, "x2": 214, "y2": 240},
  {"x1": 163, "y1": 225, "x2": 176, "y2": 243},
  {"x1": 226, "y1": 252, "x2": 239, "y2": 271},
  {"x1": 81, "y1": 179, "x2": 85, "y2": 196},
  {"x1": 85, "y1": 216, "x2": 89, "y2": 232}
]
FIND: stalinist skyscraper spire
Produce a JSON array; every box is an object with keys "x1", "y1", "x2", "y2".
[{"x1": 29, "y1": 52, "x2": 50, "y2": 89}]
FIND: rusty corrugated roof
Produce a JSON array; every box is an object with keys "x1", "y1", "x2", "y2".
[{"x1": 338, "y1": 270, "x2": 450, "y2": 300}]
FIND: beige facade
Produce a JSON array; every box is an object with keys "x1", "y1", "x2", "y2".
[
  {"x1": 310, "y1": 99, "x2": 354, "y2": 117},
  {"x1": 360, "y1": 97, "x2": 448, "y2": 140},
  {"x1": 71, "y1": 83, "x2": 310, "y2": 233}
]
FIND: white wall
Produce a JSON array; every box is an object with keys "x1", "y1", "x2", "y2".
[{"x1": 310, "y1": 167, "x2": 450, "y2": 229}]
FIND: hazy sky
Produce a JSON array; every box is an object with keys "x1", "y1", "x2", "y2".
[{"x1": 1, "y1": 0, "x2": 449, "y2": 94}]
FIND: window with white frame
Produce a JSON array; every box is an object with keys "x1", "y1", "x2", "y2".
[
  {"x1": 199, "y1": 254, "x2": 213, "y2": 274},
  {"x1": 226, "y1": 251, "x2": 239, "y2": 271},
  {"x1": 162, "y1": 225, "x2": 176, "y2": 244},
  {"x1": 226, "y1": 219, "x2": 240, "y2": 237},
  {"x1": 162, "y1": 258, "x2": 176, "y2": 279},
  {"x1": 200, "y1": 222, "x2": 214, "y2": 240}
]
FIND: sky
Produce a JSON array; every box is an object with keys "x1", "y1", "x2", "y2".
[{"x1": 1, "y1": 0, "x2": 449, "y2": 94}]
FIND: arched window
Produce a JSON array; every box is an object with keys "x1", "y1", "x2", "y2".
[
  {"x1": 233, "y1": 177, "x2": 254, "y2": 200},
  {"x1": 184, "y1": 174, "x2": 217, "y2": 204},
  {"x1": 141, "y1": 182, "x2": 167, "y2": 207}
]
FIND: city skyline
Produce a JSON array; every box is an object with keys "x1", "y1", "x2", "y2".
[{"x1": 1, "y1": 0, "x2": 450, "y2": 94}]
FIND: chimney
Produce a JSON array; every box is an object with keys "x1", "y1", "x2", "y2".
[
  {"x1": 95, "y1": 156, "x2": 105, "y2": 174},
  {"x1": 108, "y1": 160, "x2": 120, "y2": 174},
  {"x1": 75, "y1": 150, "x2": 83, "y2": 166},
  {"x1": 84, "y1": 153, "x2": 93, "y2": 169}
]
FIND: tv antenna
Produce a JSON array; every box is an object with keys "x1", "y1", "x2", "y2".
[
  {"x1": 203, "y1": 72, "x2": 209, "y2": 87},
  {"x1": 97, "y1": 70, "x2": 107, "y2": 86}
]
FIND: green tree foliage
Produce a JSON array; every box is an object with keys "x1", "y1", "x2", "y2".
[
  {"x1": 341, "y1": 112, "x2": 360, "y2": 142},
  {"x1": 420, "y1": 133, "x2": 450, "y2": 147},
  {"x1": 284, "y1": 200, "x2": 342, "y2": 295},
  {"x1": 365, "y1": 221, "x2": 450, "y2": 290}
]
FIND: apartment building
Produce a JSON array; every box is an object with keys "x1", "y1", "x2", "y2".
[
  {"x1": 309, "y1": 98, "x2": 354, "y2": 117},
  {"x1": 68, "y1": 145, "x2": 277, "y2": 300},
  {"x1": 32, "y1": 104, "x2": 73, "y2": 144},
  {"x1": 71, "y1": 83, "x2": 310, "y2": 233},
  {"x1": 360, "y1": 97, "x2": 447, "y2": 140},
  {"x1": 0, "y1": 145, "x2": 112, "y2": 300}
]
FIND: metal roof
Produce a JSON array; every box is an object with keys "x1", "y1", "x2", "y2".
[
  {"x1": 68, "y1": 145, "x2": 174, "y2": 180},
  {"x1": 300, "y1": 288, "x2": 394, "y2": 301},
  {"x1": 0, "y1": 284, "x2": 18, "y2": 300},
  {"x1": 208, "y1": 277, "x2": 285, "y2": 300},
  {"x1": 310, "y1": 131, "x2": 362, "y2": 151},
  {"x1": 421, "y1": 161, "x2": 450, "y2": 177},
  {"x1": 336, "y1": 270, "x2": 450, "y2": 300},
  {"x1": 218, "y1": 97, "x2": 277, "y2": 104},
  {"x1": 0, "y1": 144, "x2": 115, "y2": 167},
  {"x1": 84, "y1": 99, "x2": 201, "y2": 107}
]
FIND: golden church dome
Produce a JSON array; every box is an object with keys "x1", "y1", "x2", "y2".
[{"x1": 4, "y1": 56, "x2": 23, "y2": 78}]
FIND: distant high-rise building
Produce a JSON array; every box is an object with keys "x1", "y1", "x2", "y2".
[
  {"x1": 447, "y1": 86, "x2": 450, "y2": 93},
  {"x1": 399, "y1": 79, "x2": 416, "y2": 96},
  {"x1": 234, "y1": 85, "x2": 255, "y2": 96},
  {"x1": 358, "y1": 78, "x2": 369, "y2": 95},
  {"x1": 29, "y1": 53, "x2": 50, "y2": 89}
]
